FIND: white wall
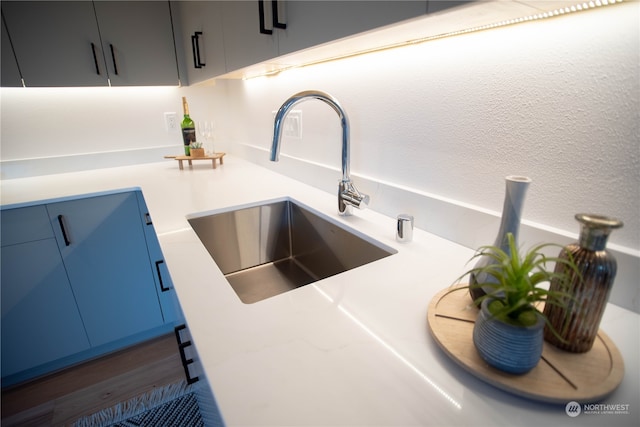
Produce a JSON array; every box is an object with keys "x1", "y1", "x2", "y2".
[
  {"x1": 0, "y1": 83, "x2": 228, "y2": 176},
  {"x1": 221, "y1": 1, "x2": 639, "y2": 253}
]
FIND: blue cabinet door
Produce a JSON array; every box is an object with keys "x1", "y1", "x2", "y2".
[
  {"x1": 134, "y1": 191, "x2": 184, "y2": 325},
  {"x1": 1, "y1": 239, "x2": 91, "y2": 378},
  {"x1": 47, "y1": 192, "x2": 164, "y2": 347}
]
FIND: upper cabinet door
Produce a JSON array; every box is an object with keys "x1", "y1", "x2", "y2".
[
  {"x1": 1, "y1": 12, "x2": 22, "y2": 87},
  {"x1": 176, "y1": 0, "x2": 226, "y2": 85},
  {"x1": 93, "y1": 1, "x2": 179, "y2": 86},
  {"x1": 221, "y1": 1, "x2": 279, "y2": 72},
  {"x1": 277, "y1": 1, "x2": 427, "y2": 57},
  {"x1": 1, "y1": 1, "x2": 108, "y2": 87}
]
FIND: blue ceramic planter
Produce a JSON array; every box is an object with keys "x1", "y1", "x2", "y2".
[{"x1": 473, "y1": 299, "x2": 544, "y2": 375}]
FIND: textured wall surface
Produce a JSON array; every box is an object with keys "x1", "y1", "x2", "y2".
[
  {"x1": 223, "y1": 2, "x2": 639, "y2": 251},
  {"x1": 1, "y1": 2, "x2": 637, "y2": 251}
]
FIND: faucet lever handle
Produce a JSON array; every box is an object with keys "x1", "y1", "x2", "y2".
[{"x1": 340, "y1": 181, "x2": 369, "y2": 211}]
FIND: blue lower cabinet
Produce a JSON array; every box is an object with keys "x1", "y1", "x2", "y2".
[
  {"x1": 1, "y1": 190, "x2": 182, "y2": 386},
  {"x1": 1, "y1": 239, "x2": 91, "y2": 379}
]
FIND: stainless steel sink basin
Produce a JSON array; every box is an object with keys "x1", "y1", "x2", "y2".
[{"x1": 188, "y1": 198, "x2": 396, "y2": 304}]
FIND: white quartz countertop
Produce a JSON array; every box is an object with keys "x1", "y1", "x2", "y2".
[{"x1": 1, "y1": 156, "x2": 638, "y2": 426}]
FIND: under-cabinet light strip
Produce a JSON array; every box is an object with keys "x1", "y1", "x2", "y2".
[
  {"x1": 243, "y1": 0, "x2": 624, "y2": 80},
  {"x1": 419, "y1": 0, "x2": 625, "y2": 42}
]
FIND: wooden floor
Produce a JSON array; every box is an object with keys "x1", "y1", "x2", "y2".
[{"x1": 1, "y1": 333, "x2": 185, "y2": 426}]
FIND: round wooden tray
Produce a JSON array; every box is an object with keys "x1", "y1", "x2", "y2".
[{"x1": 427, "y1": 285, "x2": 625, "y2": 403}]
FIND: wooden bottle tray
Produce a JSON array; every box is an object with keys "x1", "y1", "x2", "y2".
[
  {"x1": 427, "y1": 285, "x2": 624, "y2": 403},
  {"x1": 164, "y1": 153, "x2": 225, "y2": 169}
]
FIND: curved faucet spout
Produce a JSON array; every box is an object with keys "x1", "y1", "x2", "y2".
[
  {"x1": 271, "y1": 90, "x2": 350, "y2": 182},
  {"x1": 270, "y1": 90, "x2": 368, "y2": 216}
]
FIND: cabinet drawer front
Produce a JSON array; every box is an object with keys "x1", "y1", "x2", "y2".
[{"x1": 1, "y1": 205, "x2": 54, "y2": 246}]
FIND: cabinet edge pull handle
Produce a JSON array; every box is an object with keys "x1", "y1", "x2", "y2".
[
  {"x1": 258, "y1": 0, "x2": 273, "y2": 35},
  {"x1": 174, "y1": 325, "x2": 200, "y2": 384},
  {"x1": 191, "y1": 32, "x2": 205, "y2": 68},
  {"x1": 191, "y1": 35, "x2": 199, "y2": 68},
  {"x1": 109, "y1": 44, "x2": 118, "y2": 75},
  {"x1": 155, "y1": 260, "x2": 170, "y2": 292},
  {"x1": 195, "y1": 32, "x2": 205, "y2": 67},
  {"x1": 57, "y1": 215, "x2": 71, "y2": 246},
  {"x1": 144, "y1": 212, "x2": 153, "y2": 225},
  {"x1": 272, "y1": 0, "x2": 286, "y2": 29},
  {"x1": 91, "y1": 42, "x2": 100, "y2": 75}
]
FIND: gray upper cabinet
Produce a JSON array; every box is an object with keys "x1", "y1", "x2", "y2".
[
  {"x1": 93, "y1": 1, "x2": 179, "y2": 86},
  {"x1": 221, "y1": 1, "x2": 279, "y2": 74},
  {"x1": 426, "y1": 1, "x2": 473, "y2": 14},
  {"x1": 1, "y1": 1, "x2": 107, "y2": 87},
  {"x1": 175, "y1": 1, "x2": 227, "y2": 86},
  {"x1": 176, "y1": 1, "x2": 427, "y2": 83},
  {"x1": 277, "y1": 1, "x2": 427, "y2": 57},
  {"x1": 223, "y1": 1, "x2": 427, "y2": 73},
  {"x1": 1, "y1": 12, "x2": 22, "y2": 87},
  {"x1": 1, "y1": 1, "x2": 179, "y2": 87}
]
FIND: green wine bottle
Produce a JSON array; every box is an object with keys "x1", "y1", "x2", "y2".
[{"x1": 181, "y1": 97, "x2": 196, "y2": 155}]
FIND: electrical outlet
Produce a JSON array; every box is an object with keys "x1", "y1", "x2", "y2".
[
  {"x1": 272, "y1": 110, "x2": 303, "y2": 138},
  {"x1": 285, "y1": 111, "x2": 302, "y2": 138},
  {"x1": 164, "y1": 112, "x2": 178, "y2": 133}
]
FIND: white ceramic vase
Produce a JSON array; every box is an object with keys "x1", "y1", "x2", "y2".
[{"x1": 469, "y1": 175, "x2": 532, "y2": 303}]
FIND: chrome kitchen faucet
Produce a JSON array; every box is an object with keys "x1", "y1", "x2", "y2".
[{"x1": 270, "y1": 90, "x2": 369, "y2": 216}]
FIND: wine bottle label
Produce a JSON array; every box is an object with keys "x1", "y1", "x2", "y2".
[{"x1": 182, "y1": 128, "x2": 196, "y2": 145}]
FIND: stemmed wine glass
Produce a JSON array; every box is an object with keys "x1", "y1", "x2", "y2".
[
  {"x1": 197, "y1": 121, "x2": 214, "y2": 155},
  {"x1": 204, "y1": 121, "x2": 213, "y2": 154},
  {"x1": 198, "y1": 122, "x2": 207, "y2": 145}
]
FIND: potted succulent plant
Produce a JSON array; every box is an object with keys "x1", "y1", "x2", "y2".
[
  {"x1": 452, "y1": 233, "x2": 581, "y2": 374},
  {"x1": 189, "y1": 141, "x2": 205, "y2": 158}
]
